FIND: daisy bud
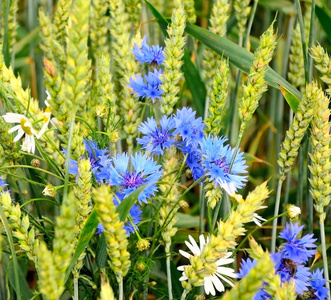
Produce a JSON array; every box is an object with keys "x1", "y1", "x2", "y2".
[
  {"x1": 31, "y1": 159, "x2": 40, "y2": 168},
  {"x1": 42, "y1": 184, "x2": 56, "y2": 198},
  {"x1": 136, "y1": 239, "x2": 150, "y2": 252},
  {"x1": 286, "y1": 204, "x2": 301, "y2": 219},
  {"x1": 135, "y1": 262, "x2": 147, "y2": 272}
]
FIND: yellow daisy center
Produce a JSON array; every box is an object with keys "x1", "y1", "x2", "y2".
[{"x1": 20, "y1": 118, "x2": 33, "y2": 135}]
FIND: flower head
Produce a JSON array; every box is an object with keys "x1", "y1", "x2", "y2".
[
  {"x1": 0, "y1": 177, "x2": 8, "y2": 188},
  {"x1": 128, "y1": 69, "x2": 163, "y2": 102},
  {"x1": 286, "y1": 205, "x2": 301, "y2": 219},
  {"x1": 178, "y1": 235, "x2": 237, "y2": 296},
  {"x1": 200, "y1": 136, "x2": 248, "y2": 191},
  {"x1": 103, "y1": 152, "x2": 162, "y2": 204},
  {"x1": 2, "y1": 113, "x2": 38, "y2": 153},
  {"x1": 279, "y1": 222, "x2": 317, "y2": 264},
  {"x1": 137, "y1": 115, "x2": 176, "y2": 155},
  {"x1": 310, "y1": 269, "x2": 329, "y2": 300},
  {"x1": 132, "y1": 35, "x2": 165, "y2": 65},
  {"x1": 272, "y1": 252, "x2": 311, "y2": 295}
]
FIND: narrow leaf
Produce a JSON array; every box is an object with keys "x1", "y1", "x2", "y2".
[
  {"x1": 64, "y1": 209, "x2": 99, "y2": 281},
  {"x1": 116, "y1": 185, "x2": 146, "y2": 222},
  {"x1": 0, "y1": 207, "x2": 21, "y2": 300},
  {"x1": 278, "y1": 83, "x2": 300, "y2": 112},
  {"x1": 315, "y1": 5, "x2": 331, "y2": 44},
  {"x1": 96, "y1": 234, "x2": 108, "y2": 268},
  {"x1": 184, "y1": 24, "x2": 301, "y2": 112}
]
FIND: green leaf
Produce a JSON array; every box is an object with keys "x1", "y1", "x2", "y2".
[
  {"x1": 116, "y1": 185, "x2": 146, "y2": 222},
  {"x1": 175, "y1": 213, "x2": 199, "y2": 228},
  {"x1": 146, "y1": 1, "x2": 206, "y2": 116},
  {"x1": 184, "y1": 24, "x2": 301, "y2": 112},
  {"x1": 64, "y1": 209, "x2": 99, "y2": 281},
  {"x1": 2, "y1": 254, "x2": 33, "y2": 300},
  {"x1": 259, "y1": 0, "x2": 295, "y2": 14},
  {"x1": 0, "y1": 206, "x2": 21, "y2": 300},
  {"x1": 277, "y1": 83, "x2": 300, "y2": 112},
  {"x1": 315, "y1": 5, "x2": 331, "y2": 44},
  {"x1": 2, "y1": 0, "x2": 11, "y2": 67},
  {"x1": 95, "y1": 233, "x2": 108, "y2": 268}
]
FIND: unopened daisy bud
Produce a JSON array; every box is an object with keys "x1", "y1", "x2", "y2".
[
  {"x1": 42, "y1": 184, "x2": 56, "y2": 198},
  {"x1": 136, "y1": 239, "x2": 150, "y2": 251},
  {"x1": 278, "y1": 82, "x2": 317, "y2": 181},
  {"x1": 110, "y1": 131, "x2": 119, "y2": 143},
  {"x1": 136, "y1": 262, "x2": 147, "y2": 272},
  {"x1": 239, "y1": 22, "x2": 277, "y2": 128},
  {"x1": 31, "y1": 159, "x2": 40, "y2": 168},
  {"x1": 160, "y1": 5, "x2": 186, "y2": 115},
  {"x1": 286, "y1": 204, "x2": 301, "y2": 219}
]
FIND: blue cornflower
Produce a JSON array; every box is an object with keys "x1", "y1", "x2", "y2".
[
  {"x1": 95, "y1": 193, "x2": 142, "y2": 236},
  {"x1": 185, "y1": 148, "x2": 204, "y2": 181},
  {"x1": 279, "y1": 222, "x2": 317, "y2": 264},
  {"x1": 132, "y1": 35, "x2": 165, "y2": 65},
  {"x1": 310, "y1": 269, "x2": 329, "y2": 300},
  {"x1": 128, "y1": 69, "x2": 163, "y2": 102},
  {"x1": 237, "y1": 258, "x2": 257, "y2": 278},
  {"x1": 237, "y1": 258, "x2": 271, "y2": 300},
  {"x1": 200, "y1": 136, "x2": 248, "y2": 191},
  {"x1": 103, "y1": 152, "x2": 163, "y2": 204},
  {"x1": 272, "y1": 252, "x2": 311, "y2": 295},
  {"x1": 137, "y1": 115, "x2": 176, "y2": 155},
  {"x1": 173, "y1": 107, "x2": 204, "y2": 145},
  {"x1": 0, "y1": 177, "x2": 8, "y2": 188}
]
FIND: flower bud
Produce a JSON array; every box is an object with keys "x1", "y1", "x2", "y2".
[
  {"x1": 136, "y1": 239, "x2": 150, "y2": 252},
  {"x1": 287, "y1": 204, "x2": 301, "y2": 219}
]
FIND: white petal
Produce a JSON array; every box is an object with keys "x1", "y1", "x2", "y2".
[
  {"x1": 216, "y1": 273, "x2": 235, "y2": 287},
  {"x1": 211, "y1": 274, "x2": 225, "y2": 292},
  {"x1": 217, "y1": 267, "x2": 238, "y2": 278},
  {"x1": 2, "y1": 113, "x2": 26, "y2": 123},
  {"x1": 216, "y1": 257, "x2": 234, "y2": 266},
  {"x1": 179, "y1": 250, "x2": 191, "y2": 259},
  {"x1": 13, "y1": 129, "x2": 24, "y2": 142},
  {"x1": 186, "y1": 235, "x2": 200, "y2": 255},
  {"x1": 204, "y1": 277, "x2": 215, "y2": 296},
  {"x1": 8, "y1": 125, "x2": 21, "y2": 134},
  {"x1": 199, "y1": 234, "x2": 207, "y2": 250},
  {"x1": 177, "y1": 265, "x2": 185, "y2": 271},
  {"x1": 179, "y1": 274, "x2": 188, "y2": 281}
]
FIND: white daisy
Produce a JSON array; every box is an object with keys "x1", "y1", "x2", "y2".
[
  {"x1": 37, "y1": 101, "x2": 52, "y2": 138},
  {"x1": 2, "y1": 113, "x2": 37, "y2": 153},
  {"x1": 177, "y1": 235, "x2": 237, "y2": 296}
]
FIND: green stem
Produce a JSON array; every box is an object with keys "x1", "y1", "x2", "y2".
[
  {"x1": 320, "y1": 216, "x2": 331, "y2": 300},
  {"x1": 118, "y1": 276, "x2": 124, "y2": 300},
  {"x1": 63, "y1": 118, "x2": 75, "y2": 200},
  {"x1": 207, "y1": 205, "x2": 212, "y2": 233},
  {"x1": 294, "y1": 0, "x2": 309, "y2": 83},
  {"x1": 235, "y1": 212, "x2": 287, "y2": 254},
  {"x1": 0, "y1": 207, "x2": 21, "y2": 300},
  {"x1": 199, "y1": 183, "x2": 205, "y2": 235},
  {"x1": 308, "y1": 0, "x2": 316, "y2": 82},
  {"x1": 271, "y1": 178, "x2": 284, "y2": 253},
  {"x1": 74, "y1": 276, "x2": 79, "y2": 300},
  {"x1": 181, "y1": 289, "x2": 190, "y2": 300},
  {"x1": 166, "y1": 247, "x2": 173, "y2": 300}
]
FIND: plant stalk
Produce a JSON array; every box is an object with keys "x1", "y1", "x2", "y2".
[
  {"x1": 271, "y1": 178, "x2": 284, "y2": 252},
  {"x1": 319, "y1": 217, "x2": 331, "y2": 300}
]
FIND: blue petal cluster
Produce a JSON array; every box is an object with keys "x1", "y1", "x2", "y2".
[
  {"x1": 100, "y1": 152, "x2": 163, "y2": 204},
  {"x1": 279, "y1": 222, "x2": 317, "y2": 264},
  {"x1": 0, "y1": 177, "x2": 8, "y2": 188},
  {"x1": 310, "y1": 269, "x2": 329, "y2": 299},
  {"x1": 237, "y1": 222, "x2": 328, "y2": 298},
  {"x1": 132, "y1": 36, "x2": 165, "y2": 65},
  {"x1": 200, "y1": 136, "x2": 248, "y2": 191},
  {"x1": 137, "y1": 115, "x2": 176, "y2": 155},
  {"x1": 128, "y1": 69, "x2": 164, "y2": 102}
]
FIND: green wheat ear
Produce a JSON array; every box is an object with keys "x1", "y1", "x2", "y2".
[{"x1": 160, "y1": 5, "x2": 186, "y2": 115}]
